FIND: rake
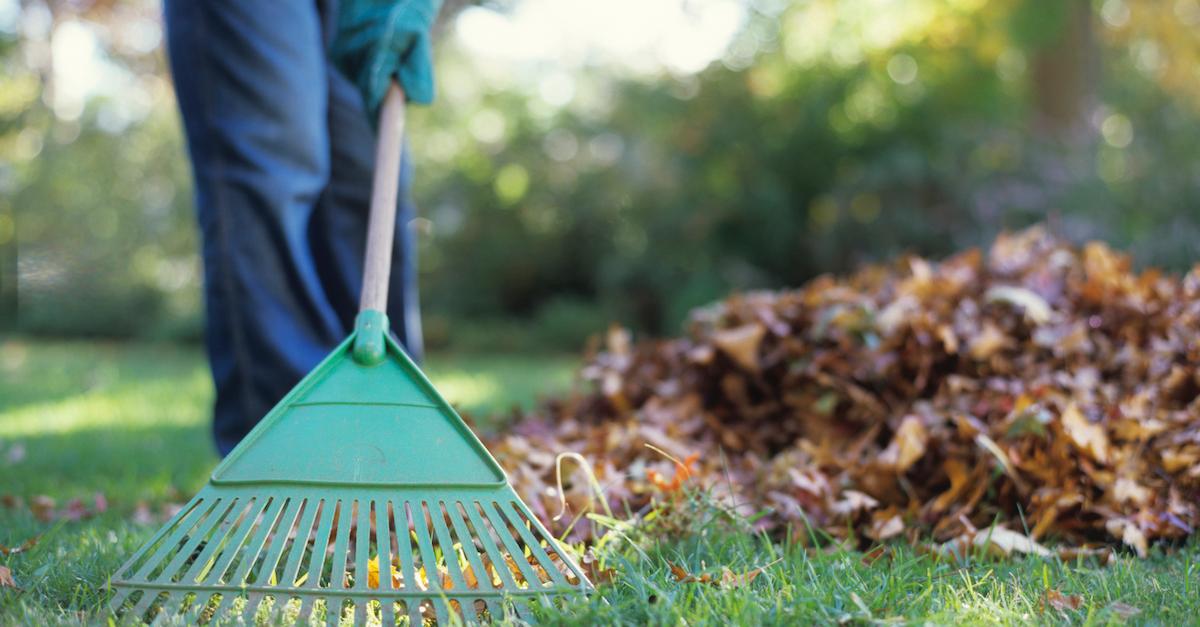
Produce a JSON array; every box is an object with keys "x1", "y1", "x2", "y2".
[{"x1": 109, "y1": 84, "x2": 591, "y2": 625}]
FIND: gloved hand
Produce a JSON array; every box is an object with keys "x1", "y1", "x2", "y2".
[{"x1": 331, "y1": 0, "x2": 444, "y2": 118}]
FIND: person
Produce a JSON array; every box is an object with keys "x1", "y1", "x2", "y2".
[{"x1": 163, "y1": 0, "x2": 442, "y2": 456}]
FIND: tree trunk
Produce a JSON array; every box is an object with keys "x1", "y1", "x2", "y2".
[{"x1": 1031, "y1": 0, "x2": 1099, "y2": 141}]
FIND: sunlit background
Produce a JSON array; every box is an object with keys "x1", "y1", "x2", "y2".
[{"x1": 1, "y1": 0, "x2": 1198, "y2": 350}]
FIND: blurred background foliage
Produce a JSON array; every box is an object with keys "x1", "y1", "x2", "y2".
[{"x1": 1, "y1": 0, "x2": 1197, "y2": 350}]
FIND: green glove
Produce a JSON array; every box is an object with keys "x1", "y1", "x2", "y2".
[{"x1": 331, "y1": 0, "x2": 444, "y2": 117}]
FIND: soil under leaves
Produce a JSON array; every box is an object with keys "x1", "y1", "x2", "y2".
[{"x1": 485, "y1": 226, "x2": 1200, "y2": 556}]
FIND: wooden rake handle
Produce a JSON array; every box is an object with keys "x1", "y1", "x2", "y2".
[
  {"x1": 353, "y1": 83, "x2": 407, "y2": 366},
  {"x1": 360, "y1": 82, "x2": 408, "y2": 314}
]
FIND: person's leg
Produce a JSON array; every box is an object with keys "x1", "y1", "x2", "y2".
[
  {"x1": 164, "y1": 0, "x2": 344, "y2": 455},
  {"x1": 310, "y1": 7, "x2": 424, "y2": 362}
]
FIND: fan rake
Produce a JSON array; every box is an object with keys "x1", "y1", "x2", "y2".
[{"x1": 108, "y1": 84, "x2": 590, "y2": 624}]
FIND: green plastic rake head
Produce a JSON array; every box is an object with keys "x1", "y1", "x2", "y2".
[{"x1": 109, "y1": 85, "x2": 590, "y2": 625}]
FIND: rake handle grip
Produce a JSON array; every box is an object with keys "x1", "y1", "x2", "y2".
[{"x1": 360, "y1": 82, "x2": 407, "y2": 315}]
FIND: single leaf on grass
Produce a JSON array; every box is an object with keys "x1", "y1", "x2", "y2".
[
  {"x1": 30, "y1": 495, "x2": 55, "y2": 522},
  {"x1": 581, "y1": 550, "x2": 616, "y2": 584},
  {"x1": 1107, "y1": 602, "x2": 1141, "y2": 619},
  {"x1": 1041, "y1": 589, "x2": 1083, "y2": 611},
  {"x1": 0, "y1": 536, "x2": 38, "y2": 556},
  {"x1": 861, "y1": 546, "x2": 891, "y2": 566},
  {"x1": 718, "y1": 558, "x2": 781, "y2": 588},
  {"x1": 974, "y1": 527, "x2": 1053, "y2": 558},
  {"x1": 0, "y1": 565, "x2": 16, "y2": 589},
  {"x1": 669, "y1": 559, "x2": 780, "y2": 588}
]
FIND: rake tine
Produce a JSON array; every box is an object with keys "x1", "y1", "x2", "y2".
[
  {"x1": 127, "y1": 590, "x2": 161, "y2": 624},
  {"x1": 296, "y1": 596, "x2": 315, "y2": 626},
  {"x1": 507, "y1": 597, "x2": 531, "y2": 622},
  {"x1": 429, "y1": 596, "x2": 451, "y2": 624},
  {"x1": 240, "y1": 592, "x2": 264, "y2": 624},
  {"x1": 281, "y1": 499, "x2": 322, "y2": 586},
  {"x1": 180, "y1": 498, "x2": 252, "y2": 583},
  {"x1": 409, "y1": 502, "x2": 442, "y2": 593},
  {"x1": 513, "y1": 500, "x2": 589, "y2": 585},
  {"x1": 354, "y1": 500, "x2": 372, "y2": 592},
  {"x1": 482, "y1": 502, "x2": 544, "y2": 588},
  {"x1": 394, "y1": 502, "x2": 417, "y2": 592},
  {"x1": 462, "y1": 502, "x2": 521, "y2": 591},
  {"x1": 129, "y1": 499, "x2": 210, "y2": 581},
  {"x1": 201, "y1": 498, "x2": 274, "y2": 585},
  {"x1": 380, "y1": 599, "x2": 396, "y2": 626},
  {"x1": 330, "y1": 499, "x2": 354, "y2": 589},
  {"x1": 373, "y1": 499, "x2": 392, "y2": 592},
  {"x1": 302, "y1": 500, "x2": 339, "y2": 590},
  {"x1": 147, "y1": 592, "x2": 179, "y2": 625},
  {"x1": 325, "y1": 599, "x2": 342, "y2": 627},
  {"x1": 428, "y1": 502, "x2": 469, "y2": 591},
  {"x1": 210, "y1": 592, "x2": 239, "y2": 625},
  {"x1": 229, "y1": 497, "x2": 288, "y2": 585},
  {"x1": 117, "y1": 498, "x2": 202, "y2": 579},
  {"x1": 108, "y1": 587, "x2": 136, "y2": 615},
  {"x1": 408, "y1": 598, "x2": 423, "y2": 625},
  {"x1": 157, "y1": 500, "x2": 231, "y2": 583},
  {"x1": 353, "y1": 598, "x2": 367, "y2": 626},
  {"x1": 445, "y1": 502, "x2": 490, "y2": 591},
  {"x1": 498, "y1": 501, "x2": 570, "y2": 587},
  {"x1": 253, "y1": 498, "x2": 304, "y2": 585}
]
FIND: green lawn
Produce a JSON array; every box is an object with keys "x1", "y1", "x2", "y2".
[{"x1": 1, "y1": 339, "x2": 1196, "y2": 625}]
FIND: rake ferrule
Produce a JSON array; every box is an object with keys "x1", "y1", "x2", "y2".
[{"x1": 352, "y1": 309, "x2": 389, "y2": 366}]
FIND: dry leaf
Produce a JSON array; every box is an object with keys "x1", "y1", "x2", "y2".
[
  {"x1": 1060, "y1": 403, "x2": 1110, "y2": 464},
  {"x1": 0, "y1": 536, "x2": 38, "y2": 557},
  {"x1": 986, "y1": 286, "x2": 1053, "y2": 325},
  {"x1": 1042, "y1": 589, "x2": 1083, "y2": 611},
  {"x1": 1107, "y1": 602, "x2": 1140, "y2": 619},
  {"x1": 867, "y1": 514, "x2": 905, "y2": 541},
  {"x1": 718, "y1": 558, "x2": 780, "y2": 588},
  {"x1": 711, "y1": 324, "x2": 766, "y2": 372},
  {"x1": 974, "y1": 527, "x2": 1053, "y2": 557},
  {"x1": 879, "y1": 416, "x2": 927, "y2": 472},
  {"x1": 480, "y1": 226, "x2": 1200, "y2": 556},
  {"x1": 0, "y1": 566, "x2": 15, "y2": 589},
  {"x1": 30, "y1": 495, "x2": 55, "y2": 522},
  {"x1": 580, "y1": 550, "x2": 615, "y2": 585}
]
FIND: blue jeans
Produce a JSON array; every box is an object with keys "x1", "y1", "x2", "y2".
[{"x1": 164, "y1": 0, "x2": 422, "y2": 456}]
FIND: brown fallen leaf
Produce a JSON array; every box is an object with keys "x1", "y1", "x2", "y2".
[
  {"x1": 668, "y1": 561, "x2": 705, "y2": 584},
  {"x1": 711, "y1": 324, "x2": 766, "y2": 372},
  {"x1": 879, "y1": 416, "x2": 927, "y2": 472},
  {"x1": 1060, "y1": 403, "x2": 1110, "y2": 464},
  {"x1": 1041, "y1": 589, "x2": 1083, "y2": 612},
  {"x1": 0, "y1": 565, "x2": 16, "y2": 589},
  {"x1": 30, "y1": 495, "x2": 55, "y2": 522},
  {"x1": 861, "y1": 546, "x2": 891, "y2": 566},
  {"x1": 718, "y1": 558, "x2": 781, "y2": 588},
  {"x1": 974, "y1": 527, "x2": 1053, "y2": 558},
  {"x1": 580, "y1": 549, "x2": 616, "y2": 585},
  {"x1": 0, "y1": 535, "x2": 38, "y2": 557},
  {"x1": 479, "y1": 226, "x2": 1200, "y2": 556},
  {"x1": 1107, "y1": 602, "x2": 1141, "y2": 619}
]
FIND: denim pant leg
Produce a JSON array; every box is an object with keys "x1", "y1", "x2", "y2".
[{"x1": 165, "y1": 1, "x2": 420, "y2": 456}]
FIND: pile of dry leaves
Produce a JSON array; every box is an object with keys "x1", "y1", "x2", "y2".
[{"x1": 484, "y1": 226, "x2": 1200, "y2": 556}]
